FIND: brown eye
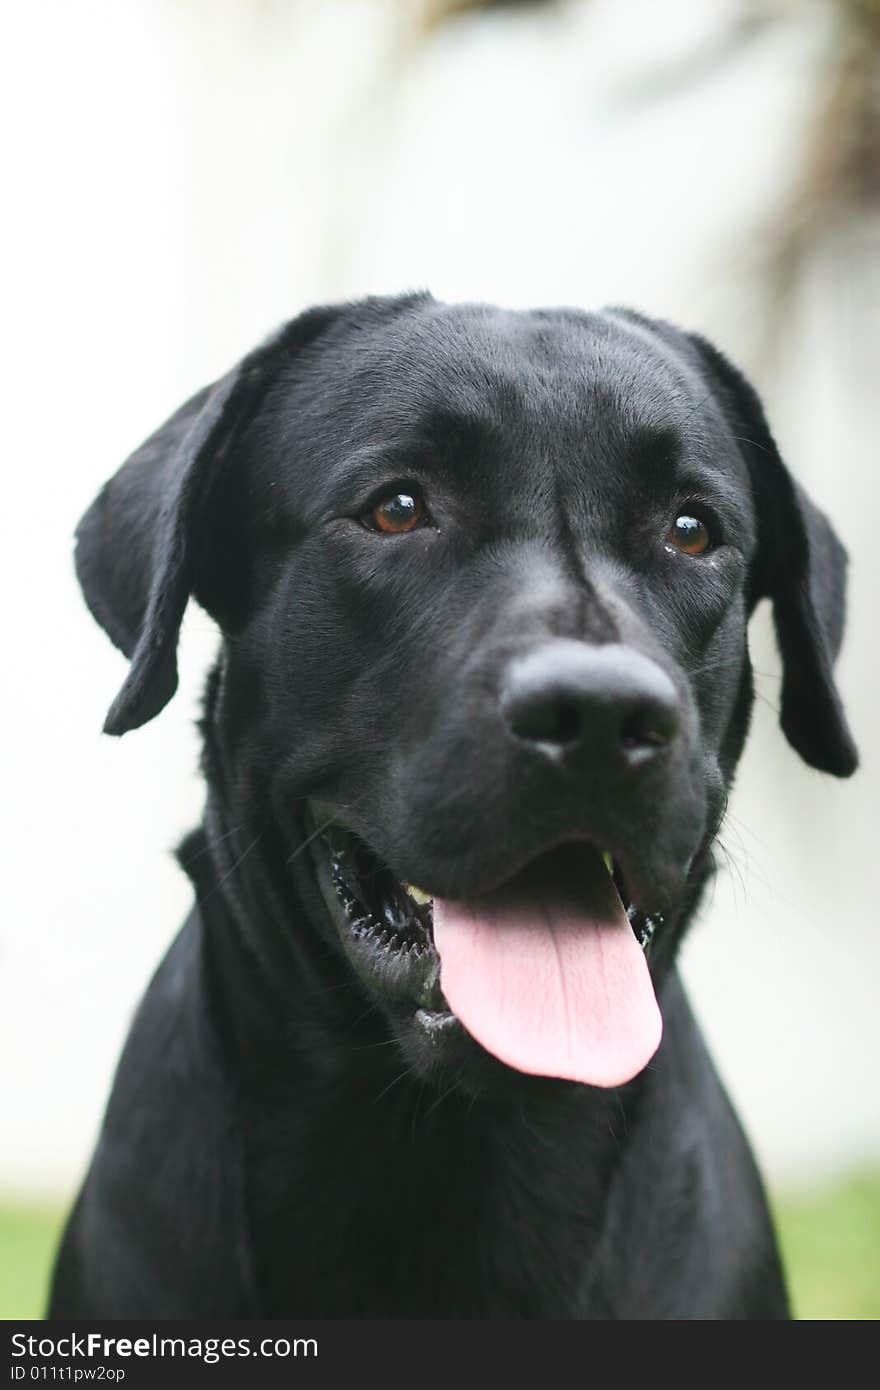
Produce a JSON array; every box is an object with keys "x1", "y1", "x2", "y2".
[
  {"x1": 667, "y1": 514, "x2": 712, "y2": 556},
  {"x1": 367, "y1": 491, "x2": 426, "y2": 534}
]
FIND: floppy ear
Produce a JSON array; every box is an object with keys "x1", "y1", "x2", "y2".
[
  {"x1": 688, "y1": 334, "x2": 858, "y2": 778},
  {"x1": 76, "y1": 305, "x2": 341, "y2": 736}
]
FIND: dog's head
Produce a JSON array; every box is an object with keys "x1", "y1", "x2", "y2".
[{"x1": 76, "y1": 294, "x2": 857, "y2": 1089}]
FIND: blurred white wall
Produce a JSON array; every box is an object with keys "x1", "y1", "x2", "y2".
[{"x1": 1, "y1": 0, "x2": 877, "y2": 1196}]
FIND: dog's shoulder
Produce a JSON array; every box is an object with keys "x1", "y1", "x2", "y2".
[{"x1": 49, "y1": 911, "x2": 259, "y2": 1317}]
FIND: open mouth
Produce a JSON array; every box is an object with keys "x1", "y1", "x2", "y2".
[
  {"x1": 310, "y1": 813, "x2": 666, "y2": 1088},
  {"x1": 314, "y1": 819, "x2": 446, "y2": 1012}
]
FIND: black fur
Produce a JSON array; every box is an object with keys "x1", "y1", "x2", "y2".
[{"x1": 51, "y1": 294, "x2": 856, "y2": 1319}]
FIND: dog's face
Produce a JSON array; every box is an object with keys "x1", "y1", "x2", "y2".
[{"x1": 76, "y1": 294, "x2": 856, "y2": 1090}]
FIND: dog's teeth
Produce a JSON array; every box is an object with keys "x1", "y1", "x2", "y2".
[
  {"x1": 601, "y1": 851, "x2": 614, "y2": 876},
  {"x1": 405, "y1": 884, "x2": 432, "y2": 906}
]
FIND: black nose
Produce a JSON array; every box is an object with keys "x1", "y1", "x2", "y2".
[{"x1": 500, "y1": 641, "x2": 680, "y2": 767}]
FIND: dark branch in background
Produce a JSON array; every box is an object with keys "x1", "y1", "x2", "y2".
[
  {"x1": 422, "y1": 0, "x2": 558, "y2": 25},
  {"x1": 427, "y1": 0, "x2": 878, "y2": 355},
  {"x1": 612, "y1": 3, "x2": 780, "y2": 105},
  {"x1": 753, "y1": 0, "x2": 880, "y2": 353},
  {"x1": 611, "y1": 0, "x2": 879, "y2": 355}
]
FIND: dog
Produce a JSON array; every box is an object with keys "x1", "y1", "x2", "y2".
[{"x1": 49, "y1": 294, "x2": 857, "y2": 1319}]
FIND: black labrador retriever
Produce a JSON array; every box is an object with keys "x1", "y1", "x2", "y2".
[{"x1": 50, "y1": 294, "x2": 857, "y2": 1319}]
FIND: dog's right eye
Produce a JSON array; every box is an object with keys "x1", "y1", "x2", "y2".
[
  {"x1": 361, "y1": 489, "x2": 427, "y2": 535},
  {"x1": 666, "y1": 513, "x2": 713, "y2": 556}
]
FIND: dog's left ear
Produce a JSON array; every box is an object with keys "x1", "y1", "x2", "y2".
[
  {"x1": 76, "y1": 306, "x2": 341, "y2": 736},
  {"x1": 689, "y1": 334, "x2": 858, "y2": 777}
]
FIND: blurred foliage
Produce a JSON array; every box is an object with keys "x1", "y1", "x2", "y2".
[
  {"x1": 1, "y1": 1168, "x2": 879, "y2": 1318},
  {"x1": 753, "y1": 0, "x2": 880, "y2": 346},
  {"x1": 786, "y1": 0, "x2": 880, "y2": 225},
  {"x1": 423, "y1": 0, "x2": 879, "y2": 349}
]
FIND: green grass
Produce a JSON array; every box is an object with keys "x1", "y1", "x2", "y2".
[
  {"x1": 0, "y1": 1203, "x2": 66, "y2": 1319},
  {"x1": 2, "y1": 1170, "x2": 878, "y2": 1319},
  {"x1": 772, "y1": 1168, "x2": 880, "y2": 1320}
]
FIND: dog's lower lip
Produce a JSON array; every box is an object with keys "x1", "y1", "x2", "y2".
[{"x1": 415, "y1": 1007, "x2": 457, "y2": 1036}]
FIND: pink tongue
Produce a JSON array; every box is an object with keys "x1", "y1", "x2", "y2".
[{"x1": 431, "y1": 850, "x2": 662, "y2": 1087}]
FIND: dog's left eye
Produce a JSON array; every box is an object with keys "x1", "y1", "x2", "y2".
[
  {"x1": 666, "y1": 513, "x2": 712, "y2": 556},
  {"x1": 362, "y1": 489, "x2": 427, "y2": 535}
]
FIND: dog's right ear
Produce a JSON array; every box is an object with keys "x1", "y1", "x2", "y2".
[{"x1": 75, "y1": 305, "x2": 342, "y2": 736}]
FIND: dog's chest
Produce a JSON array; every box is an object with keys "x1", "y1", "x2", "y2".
[{"x1": 244, "y1": 1091, "x2": 611, "y2": 1318}]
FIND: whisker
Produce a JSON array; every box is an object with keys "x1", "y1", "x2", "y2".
[
  {"x1": 284, "y1": 811, "x2": 339, "y2": 866},
  {"x1": 422, "y1": 1076, "x2": 461, "y2": 1122},
  {"x1": 715, "y1": 835, "x2": 749, "y2": 910},
  {"x1": 410, "y1": 1081, "x2": 427, "y2": 1142},
  {"x1": 727, "y1": 432, "x2": 774, "y2": 458},
  {"x1": 176, "y1": 822, "x2": 244, "y2": 866},
  {"x1": 197, "y1": 831, "x2": 264, "y2": 906},
  {"x1": 372, "y1": 1067, "x2": 413, "y2": 1106},
  {"x1": 753, "y1": 689, "x2": 781, "y2": 716}
]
